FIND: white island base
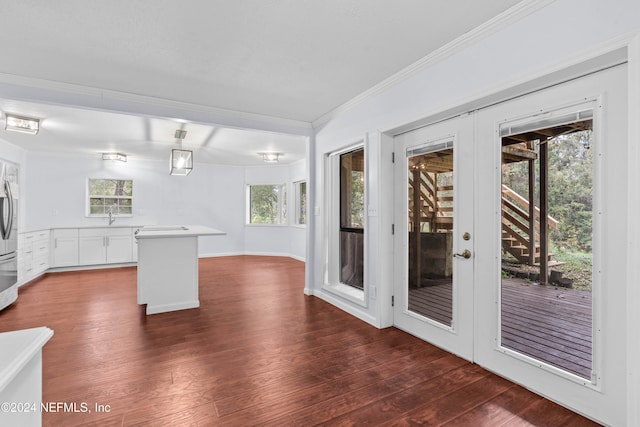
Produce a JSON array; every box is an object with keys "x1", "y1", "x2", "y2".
[
  {"x1": 0, "y1": 327, "x2": 54, "y2": 427},
  {"x1": 135, "y1": 226, "x2": 225, "y2": 315}
]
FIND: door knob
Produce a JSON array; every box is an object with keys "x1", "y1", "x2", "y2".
[{"x1": 454, "y1": 249, "x2": 471, "y2": 259}]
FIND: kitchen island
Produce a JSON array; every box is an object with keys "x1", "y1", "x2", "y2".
[
  {"x1": 134, "y1": 225, "x2": 225, "y2": 315},
  {"x1": 0, "y1": 327, "x2": 53, "y2": 427}
]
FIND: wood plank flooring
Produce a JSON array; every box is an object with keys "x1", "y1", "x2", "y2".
[
  {"x1": 0, "y1": 256, "x2": 599, "y2": 426},
  {"x1": 408, "y1": 278, "x2": 592, "y2": 379}
]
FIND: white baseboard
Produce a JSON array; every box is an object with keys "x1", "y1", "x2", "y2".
[
  {"x1": 200, "y1": 252, "x2": 305, "y2": 262},
  {"x1": 145, "y1": 300, "x2": 200, "y2": 315}
]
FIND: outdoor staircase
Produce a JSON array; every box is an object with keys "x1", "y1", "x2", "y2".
[
  {"x1": 408, "y1": 168, "x2": 559, "y2": 267},
  {"x1": 501, "y1": 184, "x2": 558, "y2": 265},
  {"x1": 408, "y1": 171, "x2": 453, "y2": 233}
]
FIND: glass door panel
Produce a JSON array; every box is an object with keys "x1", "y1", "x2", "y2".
[
  {"x1": 407, "y1": 147, "x2": 454, "y2": 327},
  {"x1": 500, "y1": 118, "x2": 594, "y2": 380},
  {"x1": 393, "y1": 115, "x2": 474, "y2": 361}
]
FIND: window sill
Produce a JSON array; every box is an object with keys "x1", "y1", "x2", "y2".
[
  {"x1": 245, "y1": 223, "x2": 288, "y2": 227},
  {"x1": 323, "y1": 282, "x2": 366, "y2": 307}
]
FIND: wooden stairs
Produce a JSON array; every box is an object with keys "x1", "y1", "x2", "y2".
[
  {"x1": 501, "y1": 184, "x2": 559, "y2": 266},
  {"x1": 408, "y1": 166, "x2": 559, "y2": 267}
]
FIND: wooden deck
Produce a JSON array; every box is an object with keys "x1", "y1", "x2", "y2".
[{"x1": 409, "y1": 278, "x2": 592, "y2": 379}]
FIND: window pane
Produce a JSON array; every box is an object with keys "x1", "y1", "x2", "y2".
[
  {"x1": 88, "y1": 179, "x2": 133, "y2": 216},
  {"x1": 250, "y1": 185, "x2": 279, "y2": 224},
  {"x1": 501, "y1": 120, "x2": 593, "y2": 379},
  {"x1": 339, "y1": 148, "x2": 365, "y2": 289},
  {"x1": 90, "y1": 206, "x2": 105, "y2": 215},
  {"x1": 340, "y1": 150, "x2": 365, "y2": 229},
  {"x1": 298, "y1": 181, "x2": 307, "y2": 225}
]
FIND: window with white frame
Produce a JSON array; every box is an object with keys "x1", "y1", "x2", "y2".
[
  {"x1": 246, "y1": 184, "x2": 287, "y2": 224},
  {"x1": 325, "y1": 145, "x2": 365, "y2": 300},
  {"x1": 294, "y1": 180, "x2": 307, "y2": 226},
  {"x1": 87, "y1": 178, "x2": 133, "y2": 217}
]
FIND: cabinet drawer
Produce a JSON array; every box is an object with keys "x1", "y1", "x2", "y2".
[{"x1": 34, "y1": 240, "x2": 49, "y2": 258}]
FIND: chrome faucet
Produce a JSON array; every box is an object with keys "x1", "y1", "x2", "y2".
[{"x1": 108, "y1": 210, "x2": 116, "y2": 226}]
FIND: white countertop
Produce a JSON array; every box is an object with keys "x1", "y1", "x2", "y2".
[
  {"x1": 134, "y1": 225, "x2": 226, "y2": 239},
  {"x1": 0, "y1": 327, "x2": 54, "y2": 393}
]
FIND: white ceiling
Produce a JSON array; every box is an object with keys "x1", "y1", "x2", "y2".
[{"x1": 0, "y1": 0, "x2": 522, "y2": 165}]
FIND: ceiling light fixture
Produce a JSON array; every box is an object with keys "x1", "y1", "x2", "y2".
[
  {"x1": 102, "y1": 152, "x2": 127, "y2": 162},
  {"x1": 260, "y1": 152, "x2": 281, "y2": 163},
  {"x1": 170, "y1": 129, "x2": 193, "y2": 176},
  {"x1": 5, "y1": 114, "x2": 40, "y2": 134}
]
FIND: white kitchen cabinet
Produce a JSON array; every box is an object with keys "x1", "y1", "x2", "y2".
[
  {"x1": 18, "y1": 229, "x2": 50, "y2": 282},
  {"x1": 78, "y1": 228, "x2": 132, "y2": 266},
  {"x1": 51, "y1": 229, "x2": 79, "y2": 267}
]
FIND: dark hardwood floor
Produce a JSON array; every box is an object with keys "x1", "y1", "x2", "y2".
[{"x1": 0, "y1": 256, "x2": 600, "y2": 426}]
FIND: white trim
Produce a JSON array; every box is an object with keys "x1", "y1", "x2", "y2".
[
  {"x1": 376, "y1": 131, "x2": 395, "y2": 328},
  {"x1": 627, "y1": 33, "x2": 640, "y2": 427},
  {"x1": 146, "y1": 300, "x2": 199, "y2": 315},
  {"x1": 200, "y1": 252, "x2": 305, "y2": 262},
  {"x1": 304, "y1": 135, "x2": 316, "y2": 298},
  {"x1": 312, "y1": 0, "x2": 554, "y2": 129},
  {"x1": 311, "y1": 288, "x2": 377, "y2": 328}
]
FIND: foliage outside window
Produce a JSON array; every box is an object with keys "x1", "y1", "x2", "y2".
[
  {"x1": 88, "y1": 179, "x2": 133, "y2": 216},
  {"x1": 294, "y1": 181, "x2": 307, "y2": 225},
  {"x1": 248, "y1": 184, "x2": 287, "y2": 224}
]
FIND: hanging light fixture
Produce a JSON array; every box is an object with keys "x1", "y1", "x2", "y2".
[{"x1": 170, "y1": 129, "x2": 193, "y2": 176}]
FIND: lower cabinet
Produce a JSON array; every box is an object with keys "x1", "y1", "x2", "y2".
[
  {"x1": 19, "y1": 229, "x2": 50, "y2": 282},
  {"x1": 78, "y1": 228, "x2": 132, "y2": 266},
  {"x1": 52, "y1": 229, "x2": 79, "y2": 267}
]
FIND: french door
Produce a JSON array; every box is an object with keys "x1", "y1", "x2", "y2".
[
  {"x1": 393, "y1": 114, "x2": 475, "y2": 361},
  {"x1": 393, "y1": 64, "x2": 627, "y2": 425}
]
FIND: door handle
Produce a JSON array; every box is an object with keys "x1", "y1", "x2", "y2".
[{"x1": 454, "y1": 249, "x2": 472, "y2": 259}]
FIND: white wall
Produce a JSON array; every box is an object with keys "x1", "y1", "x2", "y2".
[{"x1": 24, "y1": 151, "x2": 307, "y2": 259}]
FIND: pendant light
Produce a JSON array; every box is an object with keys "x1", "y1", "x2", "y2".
[{"x1": 170, "y1": 129, "x2": 193, "y2": 176}]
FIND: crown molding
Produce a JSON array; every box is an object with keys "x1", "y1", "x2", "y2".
[{"x1": 311, "y1": 0, "x2": 555, "y2": 129}]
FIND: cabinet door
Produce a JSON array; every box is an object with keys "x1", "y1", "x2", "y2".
[
  {"x1": 106, "y1": 235, "x2": 132, "y2": 263},
  {"x1": 52, "y1": 236, "x2": 79, "y2": 267},
  {"x1": 79, "y1": 236, "x2": 107, "y2": 265}
]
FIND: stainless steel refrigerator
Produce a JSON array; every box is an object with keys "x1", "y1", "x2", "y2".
[{"x1": 0, "y1": 159, "x2": 18, "y2": 311}]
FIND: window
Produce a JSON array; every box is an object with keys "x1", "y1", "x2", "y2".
[
  {"x1": 247, "y1": 184, "x2": 287, "y2": 224},
  {"x1": 339, "y1": 149, "x2": 365, "y2": 289},
  {"x1": 294, "y1": 180, "x2": 307, "y2": 225},
  {"x1": 87, "y1": 178, "x2": 133, "y2": 216}
]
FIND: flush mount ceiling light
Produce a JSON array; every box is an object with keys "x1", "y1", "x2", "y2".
[
  {"x1": 259, "y1": 152, "x2": 281, "y2": 163},
  {"x1": 5, "y1": 114, "x2": 40, "y2": 134},
  {"x1": 170, "y1": 129, "x2": 193, "y2": 176},
  {"x1": 102, "y1": 152, "x2": 127, "y2": 162}
]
